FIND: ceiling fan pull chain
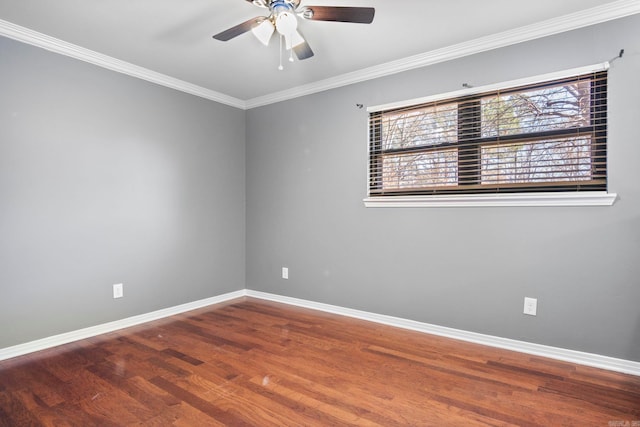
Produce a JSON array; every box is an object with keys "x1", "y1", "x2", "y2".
[{"x1": 278, "y1": 34, "x2": 284, "y2": 70}]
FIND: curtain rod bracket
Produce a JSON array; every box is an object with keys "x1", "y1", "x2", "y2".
[{"x1": 610, "y1": 48, "x2": 624, "y2": 64}]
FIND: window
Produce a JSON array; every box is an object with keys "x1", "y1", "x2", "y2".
[{"x1": 366, "y1": 64, "x2": 615, "y2": 207}]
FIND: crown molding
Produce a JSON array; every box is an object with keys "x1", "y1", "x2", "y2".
[
  {"x1": 245, "y1": 0, "x2": 640, "y2": 108},
  {"x1": 0, "y1": 19, "x2": 247, "y2": 110},
  {"x1": 2, "y1": 0, "x2": 639, "y2": 110}
]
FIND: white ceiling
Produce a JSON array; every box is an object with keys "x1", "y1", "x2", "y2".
[{"x1": 1, "y1": 0, "x2": 638, "y2": 108}]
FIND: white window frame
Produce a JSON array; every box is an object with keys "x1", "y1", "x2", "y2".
[{"x1": 363, "y1": 63, "x2": 617, "y2": 208}]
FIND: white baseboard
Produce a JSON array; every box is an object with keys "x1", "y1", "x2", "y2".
[
  {"x1": 2, "y1": 288, "x2": 638, "y2": 377},
  {"x1": 245, "y1": 290, "x2": 640, "y2": 377},
  {"x1": 0, "y1": 290, "x2": 245, "y2": 362}
]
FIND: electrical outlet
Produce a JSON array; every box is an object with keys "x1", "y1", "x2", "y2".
[
  {"x1": 523, "y1": 297, "x2": 537, "y2": 316},
  {"x1": 282, "y1": 267, "x2": 289, "y2": 280},
  {"x1": 113, "y1": 283, "x2": 124, "y2": 299}
]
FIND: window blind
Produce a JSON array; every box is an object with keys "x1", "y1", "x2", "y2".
[{"x1": 368, "y1": 64, "x2": 608, "y2": 197}]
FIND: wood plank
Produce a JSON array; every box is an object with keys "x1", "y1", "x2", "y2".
[
  {"x1": 0, "y1": 391, "x2": 43, "y2": 426},
  {"x1": 0, "y1": 298, "x2": 638, "y2": 425},
  {"x1": 149, "y1": 375, "x2": 252, "y2": 426}
]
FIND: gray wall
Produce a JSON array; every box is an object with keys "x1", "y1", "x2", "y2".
[
  {"x1": 2, "y1": 14, "x2": 639, "y2": 363},
  {"x1": 0, "y1": 37, "x2": 246, "y2": 348},
  {"x1": 246, "y1": 15, "x2": 640, "y2": 361}
]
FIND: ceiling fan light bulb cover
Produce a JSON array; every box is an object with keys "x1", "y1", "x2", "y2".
[
  {"x1": 251, "y1": 20, "x2": 274, "y2": 46},
  {"x1": 291, "y1": 30, "x2": 305, "y2": 48},
  {"x1": 283, "y1": 30, "x2": 304, "y2": 50},
  {"x1": 275, "y1": 11, "x2": 297, "y2": 36}
]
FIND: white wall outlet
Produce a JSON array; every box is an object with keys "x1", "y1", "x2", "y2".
[
  {"x1": 113, "y1": 283, "x2": 124, "y2": 299},
  {"x1": 282, "y1": 267, "x2": 289, "y2": 280},
  {"x1": 523, "y1": 297, "x2": 537, "y2": 316}
]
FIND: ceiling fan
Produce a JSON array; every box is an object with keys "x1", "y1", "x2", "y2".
[{"x1": 213, "y1": 0, "x2": 375, "y2": 69}]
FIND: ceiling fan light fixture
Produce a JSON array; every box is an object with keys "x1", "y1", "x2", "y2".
[
  {"x1": 290, "y1": 30, "x2": 305, "y2": 48},
  {"x1": 275, "y1": 11, "x2": 297, "y2": 38},
  {"x1": 251, "y1": 19, "x2": 275, "y2": 46},
  {"x1": 213, "y1": 1, "x2": 375, "y2": 65}
]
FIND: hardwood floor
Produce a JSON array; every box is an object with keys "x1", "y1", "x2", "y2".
[{"x1": 1, "y1": 298, "x2": 639, "y2": 426}]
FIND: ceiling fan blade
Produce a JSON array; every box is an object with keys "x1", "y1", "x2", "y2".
[
  {"x1": 293, "y1": 39, "x2": 314, "y2": 60},
  {"x1": 247, "y1": 0, "x2": 270, "y2": 7},
  {"x1": 213, "y1": 17, "x2": 265, "y2": 41},
  {"x1": 302, "y1": 6, "x2": 375, "y2": 24}
]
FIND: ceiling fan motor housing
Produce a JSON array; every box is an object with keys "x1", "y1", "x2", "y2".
[{"x1": 270, "y1": 0, "x2": 296, "y2": 15}]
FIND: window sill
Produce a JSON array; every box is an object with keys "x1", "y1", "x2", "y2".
[{"x1": 363, "y1": 192, "x2": 617, "y2": 208}]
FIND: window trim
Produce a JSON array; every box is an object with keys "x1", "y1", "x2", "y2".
[
  {"x1": 363, "y1": 192, "x2": 617, "y2": 208},
  {"x1": 365, "y1": 62, "x2": 616, "y2": 207}
]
